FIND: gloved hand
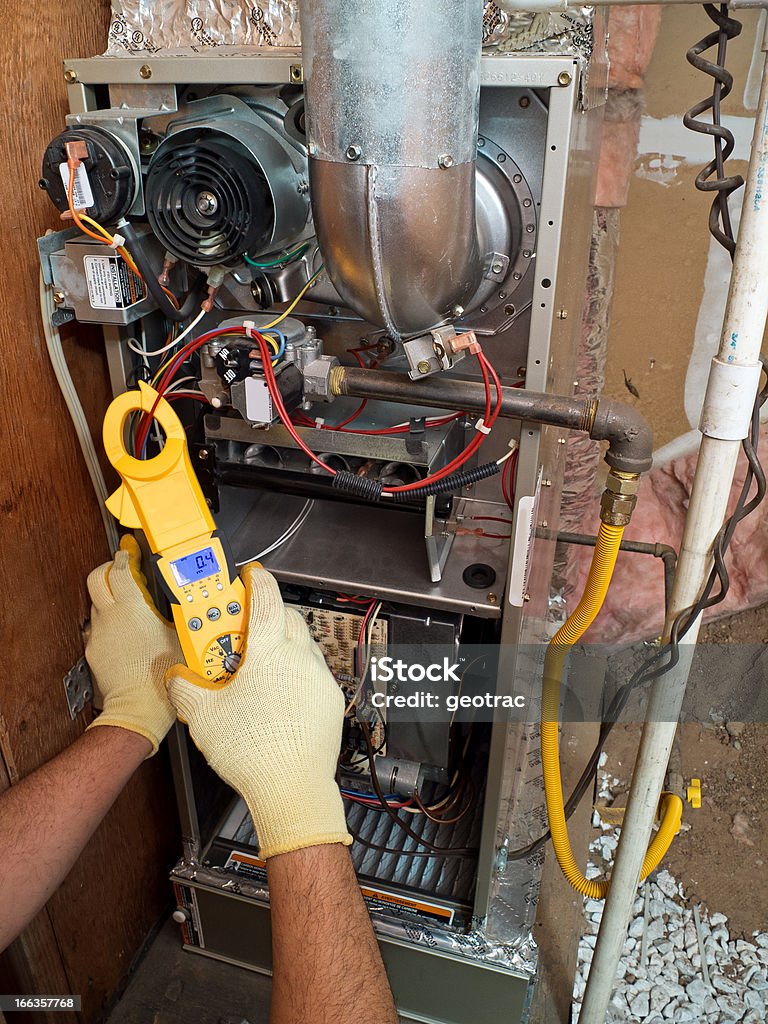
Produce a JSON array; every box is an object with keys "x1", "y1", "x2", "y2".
[
  {"x1": 85, "y1": 535, "x2": 180, "y2": 755},
  {"x1": 166, "y1": 566, "x2": 351, "y2": 859}
]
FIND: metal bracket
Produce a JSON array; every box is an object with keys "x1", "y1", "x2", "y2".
[
  {"x1": 51, "y1": 308, "x2": 76, "y2": 328},
  {"x1": 483, "y1": 251, "x2": 510, "y2": 281},
  {"x1": 36, "y1": 227, "x2": 80, "y2": 284},
  {"x1": 63, "y1": 656, "x2": 94, "y2": 719}
]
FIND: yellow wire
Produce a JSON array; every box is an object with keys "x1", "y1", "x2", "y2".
[
  {"x1": 541, "y1": 521, "x2": 683, "y2": 900},
  {"x1": 150, "y1": 332, "x2": 280, "y2": 387},
  {"x1": 259, "y1": 266, "x2": 324, "y2": 330},
  {"x1": 78, "y1": 214, "x2": 144, "y2": 279}
]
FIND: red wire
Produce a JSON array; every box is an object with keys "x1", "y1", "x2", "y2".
[
  {"x1": 166, "y1": 392, "x2": 209, "y2": 403},
  {"x1": 381, "y1": 352, "x2": 498, "y2": 494},
  {"x1": 139, "y1": 325, "x2": 507, "y2": 500},
  {"x1": 253, "y1": 332, "x2": 339, "y2": 473}
]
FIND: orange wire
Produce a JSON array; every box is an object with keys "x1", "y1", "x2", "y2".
[
  {"x1": 66, "y1": 164, "x2": 106, "y2": 242},
  {"x1": 66, "y1": 160, "x2": 178, "y2": 310}
]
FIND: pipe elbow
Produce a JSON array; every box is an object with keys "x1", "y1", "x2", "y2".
[{"x1": 591, "y1": 399, "x2": 653, "y2": 475}]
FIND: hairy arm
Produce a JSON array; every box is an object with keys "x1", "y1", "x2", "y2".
[
  {"x1": 0, "y1": 726, "x2": 150, "y2": 951},
  {"x1": 268, "y1": 844, "x2": 398, "y2": 1024}
]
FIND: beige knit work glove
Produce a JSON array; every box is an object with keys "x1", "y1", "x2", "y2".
[
  {"x1": 85, "y1": 535, "x2": 180, "y2": 754},
  {"x1": 166, "y1": 565, "x2": 352, "y2": 859}
]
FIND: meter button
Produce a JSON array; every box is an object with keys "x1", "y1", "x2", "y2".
[
  {"x1": 202, "y1": 589, "x2": 209, "y2": 598},
  {"x1": 216, "y1": 582, "x2": 224, "y2": 591},
  {"x1": 186, "y1": 594, "x2": 194, "y2": 603},
  {"x1": 188, "y1": 617, "x2": 203, "y2": 631},
  {"x1": 227, "y1": 602, "x2": 242, "y2": 616},
  {"x1": 207, "y1": 607, "x2": 221, "y2": 621}
]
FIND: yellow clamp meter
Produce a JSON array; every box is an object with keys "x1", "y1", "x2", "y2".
[{"x1": 103, "y1": 381, "x2": 247, "y2": 683}]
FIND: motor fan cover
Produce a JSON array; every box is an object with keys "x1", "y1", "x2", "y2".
[{"x1": 145, "y1": 128, "x2": 274, "y2": 265}]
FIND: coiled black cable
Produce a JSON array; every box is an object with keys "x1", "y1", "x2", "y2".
[{"x1": 683, "y1": 4, "x2": 744, "y2": 256}]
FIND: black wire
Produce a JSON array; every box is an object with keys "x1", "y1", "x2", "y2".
[
  {"x1": 347, "y1": 824, "x2": 474, "y2": 859},
  {"x1": 508, "y1": 365, "x2": 768, "y2": 862},
  {"x1": 353, "y1": 722, "x2": 478, "y2": 859},
  {"x1": 683, "y1": 4, "x2": 744, "y2": 256}
]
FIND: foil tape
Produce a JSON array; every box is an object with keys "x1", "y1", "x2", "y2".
[
  {"x1": 107, "y1": 0, "x2": 300, "y2": 54},
  {"x1": 483, "y1": 2, "x2": 593, "y2": 59},
  {"x1": 107, "y1": 1, "x2": 591, "y2": 58},
  {"x1": 372, "y1": 913, "x2": 538, "y2": 978},
  {"x1": 171, "y1": 859, "x2": 538, "y2": 978}
]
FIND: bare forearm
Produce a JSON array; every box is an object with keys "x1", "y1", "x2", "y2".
[
  {"x1": 267, "y1": 843, "x2": 397, "y2": 1024},
  {"x1": 0, "y1": 726, "x2": 150, "y2": 950}
]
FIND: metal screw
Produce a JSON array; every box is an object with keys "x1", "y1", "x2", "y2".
[
  {"x1": 487, "y1": 592, "x2": 498, "y2": 605},
  {"x1": 289, "y1": 64, "x2": 303, "y2": 83},
  {"x1": 517, "y1": 365, "x2": 527, "y2": 377},
  {"x1": 438, "y1": 154, "x2": 455, "y2": 169},
  {"x1": 63, "y1": 68, "x2": 78, "y2": 84},
  {"x1": 519, "y1": 96, "x2": 530, "y2": 109},
  {"x1": 523, "y1": 593, "x2": 531, "y2": 602},
  {"x1": 542, "y1": 479, "x2": 552, "y2": 487},
  {"x1": 540, "y1": 520, "x2": 548, "y2": 529},
  {"x1": 558, "y1": 437, "x2": 567, "y2": 445},
  {"x1": 557, "y1": 308, "x2": 568, "y2": 320},
  {"x1": 345, "y1": 144, "x2": 362, "y2": 161},
  {"x1": 139, "y1": 64, "x2": 153, "y2": 79},
  {"x1": 451, "y1": 304, "x2": 464, "y2": 318},
  {"x1": 492, "y1": 261, "x2": 504, "y2": 274},
  {"x1": 53, "y1": 290, "x2": 66, "y2": 305},
  {"x1": 198, "y1": 449, "x2": 209, "y2": 461},
  {"x1": 195, "y1": 191, "x2": 218, "y2": 215},
  {"x1": 417, "y1": 360, "x2": 431, "y2": 375},
  {"x1": 558, "y1": 70, "x2": 572, "y2": 87}
]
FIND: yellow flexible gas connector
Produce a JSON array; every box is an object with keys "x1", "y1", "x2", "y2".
[{"x1": 541, "y1": 520, "x2": 683, "y2": 899}]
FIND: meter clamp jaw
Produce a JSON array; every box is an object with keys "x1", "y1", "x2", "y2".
[{"x1": 103, "y1": 381, "x2": 247, "y2": 683}]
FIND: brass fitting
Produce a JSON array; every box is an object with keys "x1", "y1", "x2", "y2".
[
  {"x1": 600, "y1": 470, "x2": 640, "y2": 526},
  {"x1": 604, "y1": 470, "x2": 640, "y2": 496},
  {"x1": 329, "y1": 364, "x2": 347, "y2": 397}
]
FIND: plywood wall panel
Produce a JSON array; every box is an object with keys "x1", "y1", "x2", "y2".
[{"x1": 0, "y1": 5, "x2": 177, "y2": 1020}]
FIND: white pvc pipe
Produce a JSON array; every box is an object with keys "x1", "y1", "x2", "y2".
[{"x1": 579, "y1": 24, "x2": 768, "y2": 1024}]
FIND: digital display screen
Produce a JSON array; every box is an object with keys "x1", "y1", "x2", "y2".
[{"x1": 170, "y1": 546, "x2": 220, "y2": 587}]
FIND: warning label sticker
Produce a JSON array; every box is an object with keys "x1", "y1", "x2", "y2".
[
  {"x1": 84, "y1": 255, "x2": 145, "y2": 309},
  {"x1": 360, "y1": 885, "x2": 455, "y2": 926},
  {"x1": 222, "y1": 850, "x2": 455, "y2": 926},
  {"x1": 224, "y1": 850, "x2": 268, "y2": 885}
]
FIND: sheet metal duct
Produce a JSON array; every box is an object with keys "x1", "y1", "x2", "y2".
[{"x1": 300, "y1": 0, "x2": 485, "y2": 340}]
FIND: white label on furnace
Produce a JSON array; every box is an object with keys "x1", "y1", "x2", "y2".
[
  {"x1": 508, "y1": 466, "x2": 543, "y2": 607},
  {"x1": 84, "y1": 255, "x2": 122, "y2": 308},
  {"x1": 58, "y1": 162, "x2": 94, "y2": 210}
]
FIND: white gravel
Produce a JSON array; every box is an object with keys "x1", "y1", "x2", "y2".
[{"x1": 571, "y1": 768, "x2": 768, "y2": 1023}]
